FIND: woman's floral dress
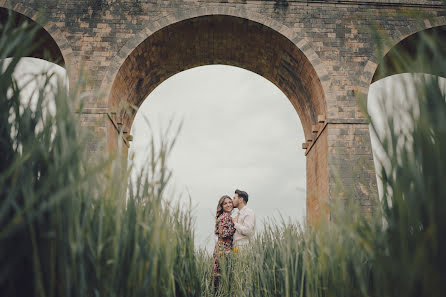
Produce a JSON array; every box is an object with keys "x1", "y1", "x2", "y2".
[{"x1": 212, "y1": 212, "x2": 236, "y2": 281}]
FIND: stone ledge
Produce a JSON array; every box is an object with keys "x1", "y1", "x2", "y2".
[{"x1": 304, "y1": 119, "x2": 370, "y2": 156}]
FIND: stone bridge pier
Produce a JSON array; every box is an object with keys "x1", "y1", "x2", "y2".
[{"x1": 2, "y1": 0, "x2": 445, "y2": 224}]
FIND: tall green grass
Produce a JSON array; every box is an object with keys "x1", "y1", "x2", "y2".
[
  {"x1": 1, "y1": 7, "x2": 446, "y2": 297},
  {"x1": 200, "y1": 11, "x2": 446, "y2": 297},
  {"x1": 0, "y1": 12, "x2": 199, "y2": 297}
]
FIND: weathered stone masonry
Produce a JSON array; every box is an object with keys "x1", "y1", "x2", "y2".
[{"x1": 1, "y1": 0, "x2": 445, "y2": 224}]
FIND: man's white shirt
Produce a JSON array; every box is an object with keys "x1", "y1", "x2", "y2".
[{"x1": 233, "y1": 206, "x2": 256, "y2": 247}]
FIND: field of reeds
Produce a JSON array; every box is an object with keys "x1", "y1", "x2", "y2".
[{"x1": 1, "y1": 8, "x2": 445, "y2": 297}]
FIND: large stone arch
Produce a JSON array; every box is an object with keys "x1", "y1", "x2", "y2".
[
  {"x1": 100, "y1": 6, "x2": 332, "y2": 110},
  {"x1": 358, "y1": 15, "x2": 446, "y2": 95},
  {"x1": 106, "y1": 14, "x2": 328, "y2": 138},
  {"x1": 105, "y1": 14, "x2": 330, "y2": 223},
  {"x1": 0, "y1": 2, "x2": 76, "y2": 85}
]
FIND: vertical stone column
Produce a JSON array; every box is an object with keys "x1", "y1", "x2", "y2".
[
  {"x1": 78, "y1": 109, "x2": 108, "y2": 155},
  {"x1": 305, "y1": 118, "x2": 378, "y2": 224},
  {"x1": 327, "y1": 121, "x2": 378, "y2": 215},
  {"x1": 78, "y1": 109, "x2": 130, "y2": 161}
]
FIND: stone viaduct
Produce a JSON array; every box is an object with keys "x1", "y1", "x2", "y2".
[{"x1": 1, "y1": 0, "x2": 445, "y2": 224}]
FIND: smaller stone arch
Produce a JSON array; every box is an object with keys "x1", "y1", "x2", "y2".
[
  {"x1": 371, "y1": 25, "x2": 446, "y2": 83},
  {"x1": 358, "y1": 15, "x2": 446, "y2": 96},
  {"x1": 0, "y1": 3, "x2": 76, "y2": 84}
]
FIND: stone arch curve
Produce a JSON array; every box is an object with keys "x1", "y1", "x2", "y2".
[
  {"x1": 100, "y1": 6, "x2": 331, "y2": 109},
  {"x1": 358, "y1": 15, "x2": 446, "y2": 95},
  {"x1": 105, "y1": 12, "x2": 332, "y2": 225},
  {"x1": 105, "y1": 13, "x2": 329, "y2": 143},
  {"x1": 0, "y1": 2, "x2": 76, "y2": 84}
]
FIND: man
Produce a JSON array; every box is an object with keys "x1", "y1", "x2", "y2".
[{"x1": 232, "y1": 189, "x2": 256, "y2": 248}]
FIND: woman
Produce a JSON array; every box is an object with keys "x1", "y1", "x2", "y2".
[{"x1": 212, "y1": 195, "x2": 236, "y2": 290}]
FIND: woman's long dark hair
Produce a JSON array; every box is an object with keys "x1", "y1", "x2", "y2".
[{"x1": 214, "y1": 195, "x2": 232, "y2": 235}]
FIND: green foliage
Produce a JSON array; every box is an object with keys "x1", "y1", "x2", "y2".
[
  {"x1": 1, "y1": 7, "x2": 446, "y2": 297},
  {"x1": 201, "y1": 10, "x2": 446, "y2": 297},
  {"x1": 0, "y1": 11, "x2": 199, "y2": 297}
]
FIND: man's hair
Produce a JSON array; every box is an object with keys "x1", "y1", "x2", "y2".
[{"x1": 235, "y1": 189, "x2": 249, "y2": 204}]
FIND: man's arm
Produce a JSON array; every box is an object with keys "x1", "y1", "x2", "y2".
[{"x1": 234, "y1": 211, "x2": 256, "y2": 237}]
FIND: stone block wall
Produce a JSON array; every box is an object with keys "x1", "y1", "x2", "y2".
[
  {"x1": 2, "y1": 0, "x2": 444, "y2": 222},
  {"x1": 327, "y1": 122, "x2": 378, "y2": 214}
]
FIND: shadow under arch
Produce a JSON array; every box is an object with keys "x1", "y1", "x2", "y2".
[
  {"x1": 372, "y1": 25, "x2": 446, "y2": 83},
  {"x1": 359, "y1": 15, "x2": 446, "y2": 96},
  {"x1": 0, "y1": 7, "x2": 65, "y2": 67},
  {"x1": 108, "y1": 15, "x2": 327, "y2": 148}
]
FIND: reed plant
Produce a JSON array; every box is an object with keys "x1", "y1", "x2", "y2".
[
  {"x1": 1, "y1": 6, "x2": 446, "y2": 297},
  {"x1": 202, "y1": 8, "x2": 446, "y2": 297},
  {"x1": 0, "y1": 12, "x2": 200, "y2": 297}
]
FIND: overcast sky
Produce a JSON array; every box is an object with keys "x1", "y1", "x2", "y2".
[
  {"x1": 13, "y1": 58, "x2": 446, "y2": 252},
  {"x1": 129, "y1": 65, "x2": 306, "y2": 252}
]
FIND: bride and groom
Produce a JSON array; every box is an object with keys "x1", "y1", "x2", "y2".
[{"x1": 212, "y1": 189, "x2": 256, "y2": 288}]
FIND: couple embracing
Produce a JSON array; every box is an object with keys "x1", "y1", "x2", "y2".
[{"x1": 212, "y1": 189, "x2": 256, "y2": 289}]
